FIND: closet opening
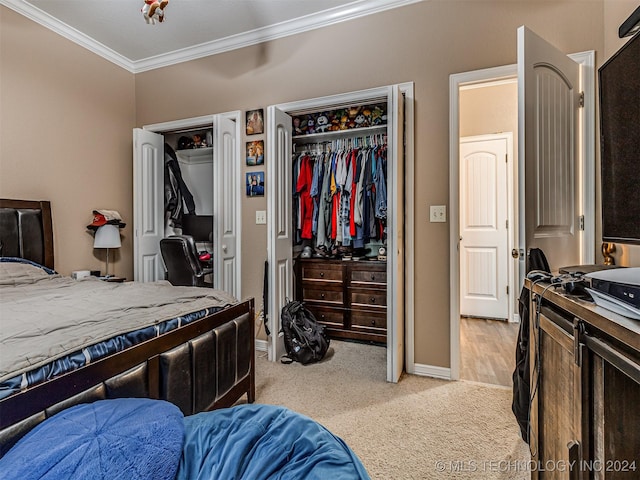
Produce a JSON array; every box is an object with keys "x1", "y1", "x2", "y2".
[
  {"x1": 290, "y1": 101, "x2": 390, "y2": 345},
  {"x1": 267, "y1": 84, "x2": 414, "y2": 383},
  {"x1": 133, "y1": 112, "x2": 242, "y2": 300}
]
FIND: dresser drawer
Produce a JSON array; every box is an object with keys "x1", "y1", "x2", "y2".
[
  {"x1": 351, "y1": 290, "x2": 387, "y2": 308},
  {"x1": 351, "y1": 310, "x2": 386, "y2": 331},
  {"x1": 300, "y1": 262, "x2": 343, "y2": 282},
  {"x1": 350, "y1": 268, "x2": 387, "y2": 285},
  {"x1": 303, "y1": 285, "x2": 343, "y2": 305},
  {"x1": 306, "y1": 305, "x2": 345, "y2": 329}
]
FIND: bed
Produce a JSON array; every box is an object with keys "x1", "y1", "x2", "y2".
[{"x1": 0, "y1": 199, "x2": 256, "y2": 455}]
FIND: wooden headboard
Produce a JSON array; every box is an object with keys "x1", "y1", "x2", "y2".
[{"x1": 0, "y1": 199, "x2": 54, "y2": 269}]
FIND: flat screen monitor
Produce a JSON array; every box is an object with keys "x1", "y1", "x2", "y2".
[{"x1": 598, "y1": 31, "x2": 640, "y2": 245}]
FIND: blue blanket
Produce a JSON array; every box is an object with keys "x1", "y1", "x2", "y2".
[{"x1": 177, "y1": 404, "x2": 370, "y2": 480}]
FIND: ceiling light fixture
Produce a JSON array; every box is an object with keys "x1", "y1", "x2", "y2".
[{"x1": 141, "y1": 0, "x2": 169, "y2": 25}]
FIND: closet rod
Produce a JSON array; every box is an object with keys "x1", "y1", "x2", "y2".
[{"x1": 294, "y1": 134, "x2": 387, "y2": 152}]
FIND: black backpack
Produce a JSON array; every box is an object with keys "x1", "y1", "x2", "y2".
[{"x1": 280, "y1": 300, "x2": 330, "y2": 364}]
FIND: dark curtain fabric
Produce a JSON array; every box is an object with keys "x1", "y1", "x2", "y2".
[{"x1": 511, "y1": 248, "x2": 550, "y2": 443}]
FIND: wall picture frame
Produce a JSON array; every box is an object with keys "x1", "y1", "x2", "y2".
[
  {"x1": 246, "y1": 140, "x2": 264, "y2": 166},
  {"x1": 246, "y1": 109, "x2": 264, "y2": 135},
  {"x1": 246, "y1": 171, "x2": 265, "y2": 197}
]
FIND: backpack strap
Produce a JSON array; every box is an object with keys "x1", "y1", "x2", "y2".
[{"x1": 280, "y1": 355, "x2": 294, "y2": 364}]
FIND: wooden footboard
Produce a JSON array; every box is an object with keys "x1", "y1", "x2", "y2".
[{"x1": 0, "y1": 298, "x2": 255, "y2": 456}]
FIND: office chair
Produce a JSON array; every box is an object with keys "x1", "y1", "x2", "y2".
[{"x1": 160, "y1": 235, "x2": 213, "y2": 287}]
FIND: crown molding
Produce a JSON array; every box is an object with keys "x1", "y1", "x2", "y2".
[
  {"x1": 1, "y1": 0, "x2": 424, "y2": 73},
  {"x1": 0, "y1": 0, "x2": 135, "y2": 71},
  {"x1": 132, "y1": 0, "x2": 424, "y2": 73}
]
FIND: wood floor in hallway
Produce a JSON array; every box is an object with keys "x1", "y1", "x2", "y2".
[{"x1": 460, "y1": 316, "x2": 520, "y2": 387}]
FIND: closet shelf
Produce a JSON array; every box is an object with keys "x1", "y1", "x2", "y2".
[
  {"x1": 176, "y1": 147, "x2": 213, "y2": 164},
  {"x1": 292, "y1": 125, "x2": 386, "y2": 145}
]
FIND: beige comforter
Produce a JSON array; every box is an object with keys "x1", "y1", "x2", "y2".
[{"x1": 0, "y1": 261, "x2": 237, "y2": 383}]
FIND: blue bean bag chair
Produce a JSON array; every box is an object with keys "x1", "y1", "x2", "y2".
[
  {"x1": 0, "y1": 398, "x2": 184, "y2": 480},
  {"x1": 177, "y1": 404, "x2": 370, "y2": 479},
  {"x1": 0, "y1": 400, "x2": 369, "y2": 480}
]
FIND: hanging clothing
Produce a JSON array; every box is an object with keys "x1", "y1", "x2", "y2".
[
  {"x1": 292, "y1": 139, "x2": 388, "y2": 251},
  {"x1": 374, "y1": 146, "x2": 388, "y2": 220},
  {"x1": 164, "y1": 143, "x2": 195, "y2": 228},
  {"x1": 310, "y1": 152, "x2": 324, "y2": 236},
  {"x1": 315, "y1": 154, "x2": 333, "y2": 249},
  {"x1": 296, "y1": 155, "x2": 314, "y2": 240}
]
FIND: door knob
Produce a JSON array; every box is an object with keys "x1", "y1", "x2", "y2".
[
  {"x1": 222, "y1": 245, "x2": 228, "y2": 252},
  {"x1": 511, "y1": 249, "x2": 519, "y2": 258}
]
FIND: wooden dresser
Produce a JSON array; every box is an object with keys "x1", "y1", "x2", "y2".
[
  {"x1": 294, "y1": 258, "x2": 386, "y2": 343},
  {"x1": 527, "y1": 281, "x2": 640, "y2": 479}
]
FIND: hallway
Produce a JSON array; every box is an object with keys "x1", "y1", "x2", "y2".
[{"x1": 460, "y1": 317, "x2": 519, "y2": 387}]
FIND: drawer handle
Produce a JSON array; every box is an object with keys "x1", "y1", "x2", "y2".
[
  {"x1": 370, "y1": 297, "x2": 376, "y2": 303},
  {"x1": 370, "y1": 274, "x2": 376, "y2": 281},
  {"x1": 320, "y1": 272, "x2": 324, "y2": 278},
  {"x1": 321, "y1": 315, "x2": 326, "y2": 320},
  {"x1": 370, "y1": 320, "x2": 376, "y2": 326},
  {"x1": 321, "y1": 293, "x2": 326, "y2": 299}
]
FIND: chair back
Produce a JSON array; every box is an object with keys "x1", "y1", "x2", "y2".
[{"x1": 160, "y1": 235, "x2": 209, "y2": 287}]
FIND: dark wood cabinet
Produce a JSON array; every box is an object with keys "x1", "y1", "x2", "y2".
[
  {"x1": 294, "y1": 258, "x2": 387, "y2": 343},
  {"x1": 527, "y1": 281, "x2": 640, "y2": 479}
]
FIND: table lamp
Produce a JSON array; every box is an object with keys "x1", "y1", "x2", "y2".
[{"x1": 94, "y1": 224, "x2": 121, "y2": 278}]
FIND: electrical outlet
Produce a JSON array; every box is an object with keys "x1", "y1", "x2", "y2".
[
  {"x1": 256, "y1": 210, "x2": 267, "y2": 224},
  {"x1": 430, "y1": 205, "x2": 447, "y2": 223}
]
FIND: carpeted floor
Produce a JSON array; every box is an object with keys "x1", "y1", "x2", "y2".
[{"x1": 250, "y1": 340, "x2": 530, "y2": 479}]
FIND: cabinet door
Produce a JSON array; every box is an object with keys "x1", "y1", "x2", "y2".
[
  {"x1": 530, "y1": 305, "x2": 588, "y2": 479},
  {"x1": 591, "y1": 347, "x2": 640, "y2": 480}
]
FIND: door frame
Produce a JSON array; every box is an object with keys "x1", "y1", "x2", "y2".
[
  {"x1": 448, "y1": 51, "x2": 595, "y2": 380},
  {"x1": 459, "y1": 131, "x2": 515, "y2": 322},
  {"x1": 266, "y1": 83, "x2": 416, "y2": 380},
  {"x1": 142, "y1": 111, "x2": 243, "y2": 298}
]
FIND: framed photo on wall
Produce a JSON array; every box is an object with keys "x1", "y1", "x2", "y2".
[
  {"x1": 246, "y1": 109, "x2": 264, "y2": 135},
  {"x1": 246, "y1": 140, "x2": 264, "y2": 166},
  {"x1": 246, "y1": 171, "x2": 265, "y2": 197}
]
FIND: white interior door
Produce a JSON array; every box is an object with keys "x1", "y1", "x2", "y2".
[
  {"x1": 266, "y1": 106, "x2": 293, "y2": 362},
  {"x1": 388, "y1": 85, "x2": 405, "y2": 383},
  {"x1": 459, "y1": 134, "x2": 509, "y2": 320},
  {"x1": 213, "y1": 114, "x2": 240, "y2": 298},
  {"x1": 133, "y1": 128, "x2": 165, "y2": 282},
  {"x1": 518, "y1": 26, "x2": 581, "y2": 273}
]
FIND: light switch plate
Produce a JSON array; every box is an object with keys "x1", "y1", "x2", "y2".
[
  {"x1": 256, "y1": 210, "x2": 267, "y2": 224},
  {"x1": 430, "y1": 205, "x2": 446, "y2": 223}
]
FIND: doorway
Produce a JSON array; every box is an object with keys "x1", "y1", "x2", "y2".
[
  {"x1": 133, "y1": 111, "x2": 243, "y2": 299},
  {"x1": 449, "y1": 46, "x2": 596, "y2": 381},
  {"x1": 458, "y1": 80, "x2": 518, "y2": 387},
  {"x1": 266, "y1": 83, "x2": 416, "y2": 383}
]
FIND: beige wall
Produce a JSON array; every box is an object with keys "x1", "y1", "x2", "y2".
[
  {"x1": 5, "y1": 1, "x2": 631, "y2": 368},
  {"x1": 460, "y1": 82, "x2": 518, "y2": 139},
  {"x1": 1, "y1": 7, "x2": 136, "y2": 278},
  {"x1": 134, "y1": 1, "x2": 605, "y2": 367}
]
